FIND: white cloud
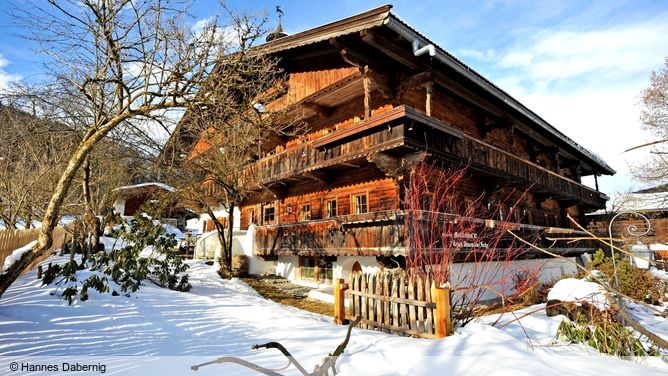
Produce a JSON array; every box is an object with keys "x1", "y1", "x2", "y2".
[
  {"x1": 457, "y1": 48, "x2": 496, "y2": 62},
  {"x1": 192, "y1": 17, "x2": 214, "y2": 34},
  {"x1": 497, "y1": 13, "x2": 668, "y2": 86},
  {"x1": 483, "y1": 13, "x2": 668, "y2": 194},
  {"x1": 0, "y1": 53, "x2": 22, "y2": 90}
]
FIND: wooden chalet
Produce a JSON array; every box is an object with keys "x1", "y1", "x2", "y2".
[
  {"x1": 177, "y1": 5, "x2": 614, "y2": 286},
  {"x1": 112, "y1": 183, "x2": 196, "y2": 229}
]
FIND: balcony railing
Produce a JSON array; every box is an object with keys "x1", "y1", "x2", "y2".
[
  {"x1": 448, "y1": 136, "x2": 606, "y2": 207},
  {"x1": 253, "y1": 210, "x2": 593, "y2": 257},
  {"x1": 249, "y1": 122, "x2": 407, "y2": 185},
  {"x1": 254, "y1": 210, "x2": 405, "y2": 256},
  {"x1": 245, "y1": 105, "x2": 606, "y2": 208}
]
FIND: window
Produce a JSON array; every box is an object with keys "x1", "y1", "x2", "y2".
[
  {"x1": 301, "y1": 257, "x2": 317, "y2": 280},
  {"x1": 300, "y1": 256, "x2": 334, "y2": 282},
  {"x1": 263, "y1": 205, "x2": 275, "y2": 224},
  {"x1": 248, "y1": 209, "x2": 255, "y2": 224},
  {"x1": 325, "y1": 199, "x2": 337, "y2": 218},
  {"x1": 352, "y1": 193, "x2": 368, "y2": 214},
  {"x1": 300, "y1": 204, "x2": 311, "y2": 221}
]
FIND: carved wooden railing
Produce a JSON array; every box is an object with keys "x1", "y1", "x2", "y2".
[
  {"x1": 247, "y1": 123, "x2": 406, "y2": 186},
  {"x1": 244, "y1": 105, "x2": 606, "y2": 208},
  {"x1": 253, "y1": 210, "x2": 593, "y2": 257},
  {"x1": 448, "y1": 136, "x2": 606, "y2": 207},
  {"x1": 254, "y1": 210, "x2": 405, "y2": 256}
]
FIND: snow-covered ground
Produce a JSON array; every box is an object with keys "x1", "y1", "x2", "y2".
[{"x1": 0, "y1": 256, "x2": 667, "y2": 375}]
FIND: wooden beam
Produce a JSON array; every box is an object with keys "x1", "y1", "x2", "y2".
[
  {"x1": 425, "y1": 81, "x2": 433, "y2": 116},
  {"x1": 477, "y1": 114, "x2": 512, "y2": 139},
  {"x1": 329, "y1": 38, "x2": 369, "y2": 68},
  {"x1": 366, "y1": 70, "x2": 395, "y2": 101},
  {"x1": 266, "y1": 184, "x2": 288, "y2": 200},
  {"x1": 303, "y1": 171, "x2": 333, "y2": 185},
  {"x1": 362, "y1": 65, "x2": 371, "y2": 119},
  {"x1": 395, "y1": 71, "x2": 432, "y2": 103},
  {"x1": 367, "y1": 151, "x2": 426, "y2": 180},
  {"x1": 360, "y1": 30, "x2": 421, "y2": 70},
  {"x1": 303, "y1": 102, "x2": 333, "y2": 118}
]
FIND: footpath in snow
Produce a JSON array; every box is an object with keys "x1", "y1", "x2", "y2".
[{"x1": 0, "y1": 256, "x2": 667, "y2": 375}]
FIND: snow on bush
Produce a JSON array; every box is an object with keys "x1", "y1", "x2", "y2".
[
  {"x1": 547, "y1": 278, "x2": 610, "y2": 311},
  {"x1": 1, "y1": 240, "x2": 37, "y2": 274}
]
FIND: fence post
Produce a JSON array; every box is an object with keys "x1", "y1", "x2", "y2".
[
  {"x1": 434, "y1": 284, "x2": 451, "y2": 338},
  {"x1": 334, "y1": 278, "x2": 348, "y2": 325}
]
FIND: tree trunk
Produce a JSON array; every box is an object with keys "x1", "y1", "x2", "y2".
[
  {"x1": 204, "y1": 206, "x2": 229, "y2": 273},
  {"x1": 225, "y1": 202, "x2": 235, "y2": 269},
  {"x1": 80, "y1": 157, "x2": 100, "y2": 267},
  {"x1": 0, "y1": 132, "x2": 102, "y2": 298}
]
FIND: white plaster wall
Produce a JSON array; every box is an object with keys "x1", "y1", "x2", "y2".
[
  {"x1": 334, "y1": 256, "x2": 380, "y2": 281},
  {"x1": 449, "y1": 257, "x2": 577, "y2": 302},
  {"x1": 193, "y1": 231, "x2": 221, "y2": 260},
  {"x1": 113, "y1": 199, "x2": 126, "y2": 216},
  {"x1": 186, "y1": 217, "x2": 200, "y2": 233},
  {"x1": 239, "y1": 225, "x2": 276, "y2": 275},
  {"x1": 275, "y1": 255, "x2": 298, "y2": 281}
]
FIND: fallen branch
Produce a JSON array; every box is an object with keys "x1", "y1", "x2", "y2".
[{"x1": 191, "y1": 316, "x2": 361, "y2": 375}]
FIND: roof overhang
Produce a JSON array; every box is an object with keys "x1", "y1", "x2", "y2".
[{"x1": 258, "y1": 4, "x2": 615, "y2": 176}]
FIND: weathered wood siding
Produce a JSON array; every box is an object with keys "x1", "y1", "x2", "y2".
[
  {"x1": 241, "y1": 177, "x2": 400, "y2": 229},
  {"x1": 282, "y1": 67, "x2": 359, "y2": 106}
]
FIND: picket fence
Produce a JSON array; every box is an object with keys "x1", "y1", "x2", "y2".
[
  {"x1": 0, "y1": 227, "x2": 68, "y2": 274},
  {"x1": 334, "y1": 273, "x2": 451, "y2": 339}
]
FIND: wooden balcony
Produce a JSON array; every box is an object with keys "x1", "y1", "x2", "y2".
[
  {"x1": 447, "y1": 136, "x2": 607, "y2": 208},
  {"x1": 254, "y1": 210, "x2": 405, "y2": 257},
  {"x1": 246, "y1": 105, "x2": 606, "y2": 208},
  {"x1": 253, "y1": 210, "x2": 594, "y2": 257},
  {"x1": 246, "y1": 106, "x2": 461, "y2": 186}
]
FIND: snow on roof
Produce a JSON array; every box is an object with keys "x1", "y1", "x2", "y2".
[
  {"x1": 587, "y1": 191, "x2": 668, "y2": 216},
  {"x1": 649, "y1": 242, "x2": 668, "y2": 251},
  {"x1": 113, "y1": 182, "x2": 175, "y2": 192}
]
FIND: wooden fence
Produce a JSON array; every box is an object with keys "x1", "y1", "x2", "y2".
[
  {"x1": 334, "y1": 273, "x2": 451, "y2": 339},
  {"x1": 0, "y1": 226, "x2": 68, "y2": 275}
]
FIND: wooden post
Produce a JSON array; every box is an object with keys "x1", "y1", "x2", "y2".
[
  {"x1": 361, "y1": 66, "x2": 371, "y2": 119},
  {"x1": 433, "y1": 284, "x2": 451, "y2": 338},
  {"x1": 334, "y1": 278, "x2": 348, "y2": 325},
  {"x1": 425, "y1": 81, "x2": 433, "y2": 117},
  {"x1": 37, "y1": 265, "x2": 43, "y2": 279}
]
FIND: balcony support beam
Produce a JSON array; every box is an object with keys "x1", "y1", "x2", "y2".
[
  {"x1": 265, "y1": 184, "x2": 288, "y2": 200},
  {"x1": 367, "y1": 150, "x2": 426, "y2": 181}
]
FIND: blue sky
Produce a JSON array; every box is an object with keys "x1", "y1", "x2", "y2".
[{"x1": 1, "y1": 0, "x2": 667, "y2": 195}]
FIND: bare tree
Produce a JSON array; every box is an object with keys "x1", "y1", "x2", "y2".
[
  {"x1": 403, "y1": 160, "x2": 539, "y2": 326},
  {"x1": 0, "y1": 102, "x2": 79, "y2": 229},
  {"x1": 0, "y1": 0, "x2": 265, "y2": 297},
  {"x1": 632, "y1": 57, "x2": 668, "y2": 183},
  {"x1": 163, "y1": 10, "x2": 300, "y2": 274}
]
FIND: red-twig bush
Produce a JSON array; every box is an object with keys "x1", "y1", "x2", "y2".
[{"x1": 403, "y1": 160, "x2": 541, "y2": 326}]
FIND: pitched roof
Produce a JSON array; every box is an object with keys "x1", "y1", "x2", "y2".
[{"x1": 260, "y1": 4, "x2": 615, "y2": 175}]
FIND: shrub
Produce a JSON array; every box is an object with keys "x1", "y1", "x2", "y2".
[
  {"x1": 43, "y1": 213, "x2": 190, "y2": 304},
  {"x1": 509, "y1": 271, "x2": 556, "y2": 306},
  {"x1": 557, "y1": 303, "x2": 660, "y2": 357},
  {"x1": 590, "y1": 249, "x2": 666, "y2": 304}
]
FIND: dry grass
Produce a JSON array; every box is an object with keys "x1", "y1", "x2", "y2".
[{"x1": 241, "y1": 277, "x2": 336, "y2": 317}]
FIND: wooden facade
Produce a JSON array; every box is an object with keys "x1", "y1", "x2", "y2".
[{"x1": 180, "y1": 6, "x2": 614, "y2": 263}]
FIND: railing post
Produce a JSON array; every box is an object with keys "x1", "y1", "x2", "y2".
[
  {"x1": 334, "y1": 278, "x2": 348, "y2": 325},
  {"x1": 433, "y1": 283, "x2": 451, "y2": 338}
]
